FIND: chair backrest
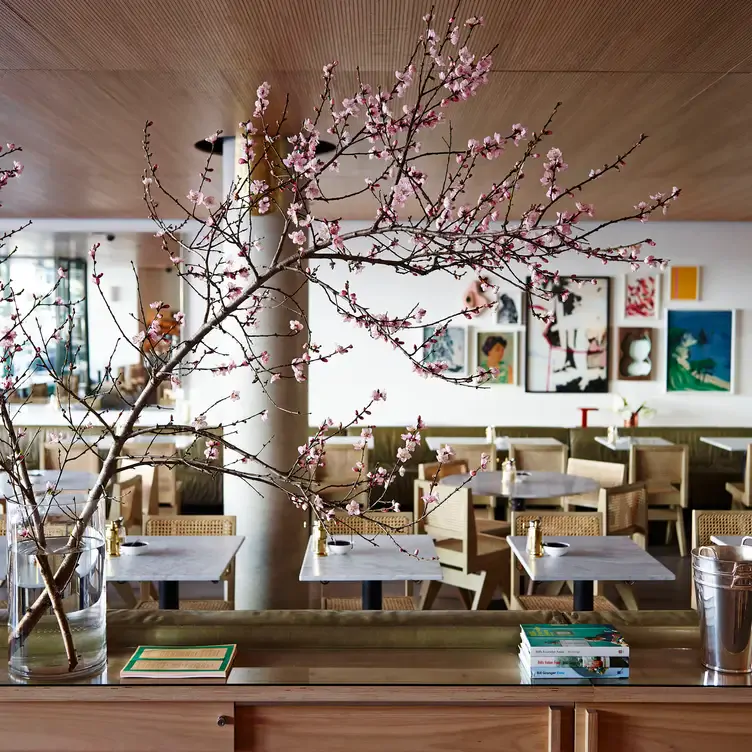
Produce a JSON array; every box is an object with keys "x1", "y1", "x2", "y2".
[
  {"x1": 511, "y1": 511, "x2": 603, "y2": 537},
  {"x1": 509, "y1": 443, "x2": 568, "y2": 473},
  {"x1": 314, "y1": 443, "x2": 370, "y2": 501},
  {"x1": 29, "y1": 383, "x2": 48, "y2": 402},
  {"x1": 418, "y1": 460, "x2": 469, "y2": 481},
  {"x1": 744, "y1": 445, "x2": 752, "y2": 498},
  {"x1": 692, "y1": 509, "x2": 752, "y2": 548},
  {"x1": 418, "y1": 485, "x2": 476, "y2": 573},
  {"x1": 566, "y1": 458, "x2": 626, "y2": 506},
  {"x1": 325, "y1": 511, "x2": 413, "y2": 536},
  {"x1": 118, "y1": 475, "x2": 143, "y2": 528},
  {"x1": 144, "y1": 515, "x2": 236, "y2": 536},
  {"x1": 628, "y1": 445, "x2": 689, "y2": 507},
  {"x1": 444, "y1": 443, "x2": 497, "y2": 472},
  {"x1": 43, "y1": 441, "x2": 101, "y2": 473},
  {"x1": 598, "y1": 482, "x2": 648, "y2": 543}
]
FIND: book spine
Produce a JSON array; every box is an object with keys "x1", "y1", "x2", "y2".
[
  {"x1": 522, "y1": 654, "x2": 629, "y2": 668},
  {"x1": 523, "y1": 665, "x2": 630, "y2": 679},
  {"x1": 521, "y1": 644, "x2": 629, "y2": 658}
]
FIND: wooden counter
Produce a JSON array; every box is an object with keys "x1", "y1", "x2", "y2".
[{"x1": 1, "y1": 610, "x2": 751, "y2": 752}]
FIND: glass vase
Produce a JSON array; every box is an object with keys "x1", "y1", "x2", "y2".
[{"x1": 6, "y1": 492, "x2": 107, "y2": 681}]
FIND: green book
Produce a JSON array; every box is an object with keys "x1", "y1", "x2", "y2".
[
  {"x1": 120, "y1": 644, "x2": 237, "y2": 682},
  {"x1": 520, "y1": 625, "x2": 629, "y2": 656}
]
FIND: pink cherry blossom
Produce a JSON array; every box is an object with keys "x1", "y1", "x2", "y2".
[
  {"x1": 261, "y1": 409, "x2": 269, "y2": 421},
  {"x1": 421, "y1": 493, "x2": 439, "y2": 506},
  {"x1": 57, "y1": 267, "x2": 67, "y2": 279},
  {"x1": 191, "y1": 415, "x2": 208, "y2": 431},
  {"x1": 289, "y1": 230, "x2": 306, "y2": 246},
  {"x1": 436, "y1": 445, "x2": 455, "y2": 463},
  {"x1": 230, "y1": 390, "x2": 240, "y2": 401},
  {"x1": 187, "y1": 189, "x2": 203, "y2": 205},
  {"x1": 346, "y1": 500, "x2": 361, "y2": 516},
  {"x1": 289, "y1": 320, "x2": 304, "y2": 332},
  {"x1": 174, "y1": 311, "x2": 185, "y2": 325},
  {"x1": 372, "y1": 389, "x2": 387, "y2": 401}
]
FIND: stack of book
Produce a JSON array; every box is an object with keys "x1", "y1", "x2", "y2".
[
  {"x1": 120, "y1": 644, "x2": 237, "y2": 684},
  {"x1": 519, "y1": 624, "x2": 629, "y2": 681}
]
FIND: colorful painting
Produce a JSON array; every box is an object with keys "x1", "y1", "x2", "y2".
[
  {"x1": 495, "y1": 288, "x2": 522, "y2": 325},
  {"x1": 476, "y1": 331, "x2": 517, "y2": 385},
  {"x1": 422, "y1": 326, "x2": 467, "y2": 374},
  {"x1": 617, "y1": 328, "x2": 654, "y2": 381},
  {"x1": 624, "y1": 274, "x2": 658, "y2": 319},
  {"x1": 669, "y1": 266, "x2": 701, "y2": 301},
  {"x1": 526, "y1": 277, "x2": 610, "y2": 393},
  {"x1": 666, "y1": 310, "x2": 734, "y2": 393}
]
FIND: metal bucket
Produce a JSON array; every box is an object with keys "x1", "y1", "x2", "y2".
[{"x1": 693, "y1": 539, "x2": 752, "y2": 673}]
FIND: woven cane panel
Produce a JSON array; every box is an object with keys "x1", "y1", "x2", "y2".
[
  {"x1": 517, "y1": 595, "x2": 618, "y2": 612},
  {"x1": 144, "y1": 515, "x2": 236, "y2": 536},
  {"x1": 696, "y1": 511, "x2": 752, "y2": 547},
  {"x1": 424, "y1": 487, "x2": 469, "y2": 539},
  {"x1": 325, "y1": 512, "x2": 412, "y2": 536},
  {"x1": 323, "y1": 597, "x2": 415, "y2": 611},
  {"x1": 606, "y1": 486, "x2": 647, "y2": 536},
  {"x1": 510, "y1": 445, "x2": 567, "y2": 473},
  {"x1": 513, "y1": 512, "x2": 602, "y2": 537},
  {"x1": 418, "y1": 460, "x2": 469, "y2": 481},
  {"x1": 136, "y1": 599, "x2": 231, "y2": 611},
  {"x1": 449, "y1": 444, "x2": 496, "y2": 472},
  {"x1": 631, "y1": 447, "x2": 686, "y2": 484},
  {"x1": 316, "y1": 445, "x2": 368, "y2": 481}
]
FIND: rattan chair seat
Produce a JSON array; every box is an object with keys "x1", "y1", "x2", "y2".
[
  {"x1": 135, "y1": 599, "x2": 232, "y2": 611},
  {"x1": 475, "y1": 518, "x2": 510, "y2": 537},
  {"x1": 323, "y1": 596, "x2": 415, "y2": 611},
  {"x1": 516, "y1": 595, "x2": 618, "y2": 612}
]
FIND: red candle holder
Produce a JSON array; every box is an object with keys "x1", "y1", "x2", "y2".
[{"x1": 577, "y1": 407, "x2": 599, "y2": 428}]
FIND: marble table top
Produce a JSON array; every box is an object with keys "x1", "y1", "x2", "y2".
[
  {"x1": 299, "y1": 534, "x2": 442, "y2": 582},
  {"x1": 309, "y1": 435, "x2": 375, "y2": 449},
  {"x1": 425, "y1": 436, "x2": 563, "y2": 452},
  {"x1": 710, "y1": 536, "x2": 752, "y2": 547},
  {"x1": 439, "y1": 470, "x2": 599, "y2": 499},
  {"x1": 71, "y1": 434, "x2": 195, "y2": 451},
  {"x1": 507, "y1": 535, "x2": 676, "y2": 582},
  {"x1": 700, "y1": 437, "x2": 752, "y2": 453},
  {"x1": 0, "y1": 470, "x2": 99, "y2": 499},
  {"x1": 0, "y1": 535, "x2": 245, "y2": 582},
  {"x1": 10, "y1": 404, "x2": 171, "y2": 428},
  {"x1": 595, "y1": 436, "x2": 674, "y2": 451}
]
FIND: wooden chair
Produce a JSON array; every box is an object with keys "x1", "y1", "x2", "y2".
[
  {"x1": 136, "y1": 515, "x2": 236, "y2": 611},
  {"x1": 691, "y1": 509, "x2": 752, "y2": 608},
  {"x1": 726, "y1": 445, "x2": 752, "y2": 508},
  {"x1": 417, "y1": 460, "x2": 508, "y2": 537},
  {"x1": 417, "y1": 485, "x2": 509, "y2": 610},
  {"x1": 438, "y1": 442, "x2": 497, "y2": 520},
  {"x1": 508, "y1": 443, "x2": 569, "y2": 510},
  {"x1": 43, "y1": 440, "x2": 101, "y2": 473},
  {"x1": 629, "y1": 444, "x2": 689, "y2": 556},
  {"x1": 314, "y1": 442, "x2": 370, "y2": 506},
  {"x1": 320, "y1": 511, "x2": 416, "y2": 610},
  {"x1": 122, "y1": 442, "x2": 181, "y2": 514},
  {"x1": 563, "y1": 458, "x2": 626, "y2": 511},
  {"x1": 508, "y1": 511, "x2": 620, "y2": 612},
  {"x1": 29, "y1": 384, "x2": 49, "y2": 403},
  {"x1": 116, "y1": 475, "x2": 143, "y2": 532}
]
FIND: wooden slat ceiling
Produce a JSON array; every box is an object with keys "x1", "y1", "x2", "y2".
[{"x1": 1, "y1": 0, "x2": 751, "y2": 220}]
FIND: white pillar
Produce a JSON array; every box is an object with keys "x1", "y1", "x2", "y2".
[{"x1": 185, "y1": 135, "x2": 309, "y2": 609}]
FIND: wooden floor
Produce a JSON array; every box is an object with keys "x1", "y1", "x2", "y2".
[{"x1": 107, "y1": 545, "x2": 693, "y2": 610}]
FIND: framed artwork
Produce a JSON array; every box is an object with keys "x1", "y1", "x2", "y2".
[
  {"x1": 624, "y1": 273, "x2": 659, "y2": 319},
  {"x1": 422, "y1": 325, "x2": 467, "y2": 375},
  {"x1": 669, "y1": 266, "x2": 701, "y2": 301},
  {"x1": 617, "y1": 327, "x2": 655, "y2": 381},
  {"x1": 526, "y1": 276, "x2": 610, "y2": 393},
  {"x1": 666, "y1": 309, "x2": 735, "y2": 393},
  {"x1": 495, "y1": 287, "x2": 523, "y2": 325},
  {"x1": 475, "y1": 331, "x2": 517, "y2": 385}
]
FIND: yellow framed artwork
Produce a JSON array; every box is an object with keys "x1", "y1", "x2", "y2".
[{"x1": 669, "y1": 266, "x2": 700, "y2": 301}]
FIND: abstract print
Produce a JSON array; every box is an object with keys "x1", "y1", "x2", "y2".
[
  {"x1": 526, "y1": 277, "x2": 610, "y2": 393},
  {"x1": 624, "y1": 274, "x2": 658, "y2": 319}
]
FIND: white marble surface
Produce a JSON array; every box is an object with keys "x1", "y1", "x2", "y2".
[
  {"x1": 10, "y1": 404, "x2": 173, "y2": 428},
  {"x1": 700, "y1": 437, "x2": 752, "y2": 453},
  {"x1": 439, "y1": 470, "x2": 599, "y2": 500},
  {"x1": 595, "y1": 436, "x2": 674, "y2": 451},
  {"x1": 309, "y1": 436, "x2": 375, "y2": 449},
  {"x1": 507, "y1": 535, "x2": 675, "y2": 582},
  {"x1": 0, "y1": 535, "x2": 245, "y2": 582},
  {"x1": 299, "y1": 534, "x2": 442, "y2": 582},
  {"x1": 425, "y1": 436, "x2": 563, "y2": 452},
  {"x1": 77, "y1": 434, "x2": 195, "y2": 451},
  {"x1": 0, "y1": 470, "x2": 99, "y2": 499},
  {"x1": 710, "y1": 536, "x2": 752, "y2": 547}
]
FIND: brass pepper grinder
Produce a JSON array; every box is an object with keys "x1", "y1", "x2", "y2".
[
  {"x1": 313, "y1": 520, "x2": 328, "y2": 557},
  {"x1": 106, "y1": 520, "x2": 121, "y2": 558},
  {"x1": 526, "y1": 518, "x2": 543, "y2": 558}
]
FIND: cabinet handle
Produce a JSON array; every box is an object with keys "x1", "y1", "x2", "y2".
[{"x1": 217, "y1": 715, "x2": 232, "y2": 727}]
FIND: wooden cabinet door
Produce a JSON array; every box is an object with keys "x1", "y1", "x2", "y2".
[
  {"x1": 576, "y1": 704, "x2": 752, "y2": 752},
  {"x1": 237, "y1": 705, "x2": 572, "y2": 752},
  {"x1": 0, "y1": 702, "x2": 234, "y2": 752}
]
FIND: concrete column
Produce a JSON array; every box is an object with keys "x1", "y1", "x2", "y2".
[{"x1": 184, "y1": 134, "x2": 309, "y2": 609}]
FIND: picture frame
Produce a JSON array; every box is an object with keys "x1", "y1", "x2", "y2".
[
  {"x1": 421, "y1": 325, "x2": 468, "y2": 376},
  {"x1": 525, "y1": 276, "x2": 610, "y2": 393},
  {"x1": 494, "y1": 286, "x2": 524, "y2": 325},
  {"x1": 665, "y1": 309, "x2": 735, "y2": 393},
  {"x1": 475, "y1": 330, "x2": 518, "y2": 385},
  {"x1": 624, "y1": 273, "x2": 659, "y2": 320},
  {"x1": 669, "y1": 266, "x2": 701, "y2": 301},
  {"x1": 617, "y1": 327, "x2": 655, "y2": 381}
]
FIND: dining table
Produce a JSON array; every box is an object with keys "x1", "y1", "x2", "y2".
[
  {"x1": 439, "y1": 470, "x2": 600, "y2": 518},
  {"x1": 0, "y1": 535, "x2": 246, "y2": 609},
  {"x1": 425, "y1": 436, "x2": 564, "y2": 452},
  {"x1": 595, "y1": 436, "x2": 674, "y2": 451},
  {"x1": 299, "y1": 533, "x2": 442, "y2": 609},
  {"x1": 506, "y1": 535, "x2": 676, "y2": 610},
  {"x1": 700, "y1": 437, "x2": 752, "y2": 453}
]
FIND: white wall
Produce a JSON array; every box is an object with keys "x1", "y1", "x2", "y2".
[{"x1": 309, "y1": 221, "x2": 752, "y2": 428}]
